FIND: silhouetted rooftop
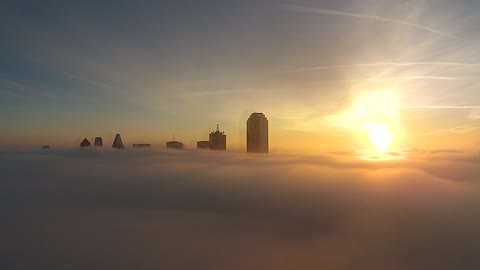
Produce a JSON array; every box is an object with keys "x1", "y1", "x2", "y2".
[
  {"x1": 167, "y1": 141, "x2": 184, "y2": 149},
  {"x1": 112, "y1": 134, "x2": 124, "y2": 149},
  {"x1": 80, "y1": 138, "x2": 91, "y2": 147},
  {"x1": 133, "y1": 144, "x2": 151, "y2": 148},
  {"x1": 94, "y1": 137, "x2": 103, "y2": 147}
]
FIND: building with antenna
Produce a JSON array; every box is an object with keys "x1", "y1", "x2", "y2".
[
  {"x1": 166, "y1": 137, "x2": 184, "y2": 149},
  {"x1": 209, "y1": 124, "x2": 226, "y2": 151},
  {"x1": 247, "y1": 113, "x2": 268, "y2": 153}
]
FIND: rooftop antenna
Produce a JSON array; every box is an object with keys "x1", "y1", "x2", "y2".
[{"x1": 217, "y1": 124, "x2": 219, "y2": 132}]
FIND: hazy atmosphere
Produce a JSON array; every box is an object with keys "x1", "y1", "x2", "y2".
[{"x1": 2, "y1": 1, "x2": 480, "y2": 269}]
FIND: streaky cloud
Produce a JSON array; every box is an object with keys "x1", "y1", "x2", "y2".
[
  {"x1": 279, "y1": 62, "x2": 480, "y2": 74},
  {"x1": 361, "y1": 76, "x2": 480, "y2": 82},
  {"x1": 280, "y1": 5, "x2": 456, "y2": 38},
  {"x1": 467, "y1": 110, "x2": 480, "y2": 120},
  {"x1": 181, "y1": 88, "x2": 256, "y2": 97},
  {"x1": 0, "y1": 78, "x2": 59, "y2": 100},
  {"x1": 402, "y1": 105, "x2": 480, "y2": 110},
  {"x1": 423, "y1": 125, "x2": 480, "y2": 136},
  {"x1": 429, "y1": 149, "x2": 464, "y2": 154}
]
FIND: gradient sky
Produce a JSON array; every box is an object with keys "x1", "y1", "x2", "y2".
[{"x1": 2, "y1": 0, "x2": 480, "y2": 151}]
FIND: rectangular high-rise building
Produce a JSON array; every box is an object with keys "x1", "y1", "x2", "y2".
[{"x1": 247, "y1": 113, "x2": 268, "y2": 153}]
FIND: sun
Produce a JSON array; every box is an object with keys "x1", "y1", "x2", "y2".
[{"x1": 363, "y1": 123, "x2": 395, "y2": 151}]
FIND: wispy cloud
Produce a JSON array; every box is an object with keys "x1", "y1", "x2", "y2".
[
  {"x1": 402, "y1": 105, "x2": 480, "y2": 110},
  {"x1": 61, "y1": 71, "x2": 170, "y2": 114},
  {"x1": 0, "y1": 78, "x2": 58, "y2": 100},
  {"x1": 0, "y1": 78, "x2": 31, "y2": 98},
  {"x1": 181, "y1": 88, "x2": 256, "y2": 97},
  {"x1": 279, "y1": 62, "x2": 480, "y2": 74},
  {"x1": 359, "y1": 76, "x2": 480, "y2": 82},
  {"x1": 429, "y1": 149, "x2": 465, "y2": 154},
  {"x1": 280, "y1": 5, "x2": 456, "y2": 38},
  {"x1": 423, "y1": 125, "x2": 480, "y2": 136},
  {"x1": 273, "y1": 76, "x2": 480, "y2": 86},
  {"x1": 467, "y1": 110, "x2": 480, "y2": 120},
  {"x1": 402, "y1": 106, "x2": 480, "y2": 122},
  {"x1": 61, "y1": 72, "x2": 122, "y2": 94}
]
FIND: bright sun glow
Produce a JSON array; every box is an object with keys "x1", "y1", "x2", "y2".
[
  {"x1": 363, "y1": 123, "x2": 395, "y2": 151},
  {"x1": 325, "y1": 89, "x2": 402, "y2": 155}
]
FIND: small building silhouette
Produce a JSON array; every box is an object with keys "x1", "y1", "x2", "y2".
[
  {"x1": 80, "y1": 138, "x2": 91, "y2": 147},
  {"x1": 42, "y1": 145, "x2": 50, "y2": 149},
  {"x1": 133, "y1": 144, "x2": 151, "y2": 148},
  {"x1": 167, "y1": 137, "x2": 184, "y2": 149},
  {"x1": 112, "y1": 134, "x2": 124, "y2": 149},
  {"x1": 94, "y1": 137, "x2": 103, "y2": 147},
  {"x1": 247, "y1": 113, "x2": 268, "y2": 153},
  {"x1": 197, "y1": 141, "x2": 210, "y2": 149},
  {"x1": 209, "y1": 124, "x2": 226, "y2": 151}
]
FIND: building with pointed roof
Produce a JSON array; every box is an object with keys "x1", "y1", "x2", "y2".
[
  {"x1": 80, "y1": 138, "x2": 91, "y2": 147},
  {"x1": 112, "y1": 134, "x2": 124, "y2": 149}
]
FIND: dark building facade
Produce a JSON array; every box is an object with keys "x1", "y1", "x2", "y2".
[
  {"x1": 94, "y1": 137, "x2": 103, "y2": 147},
  {"x1": 209, "y1": 124, "x2": 226, "y2": 151},
  {"x1": 112, "y1": 134, "x2": 124, "y2": 149},
  {"x1": 167, "y1": 140, "x2": 184, "y2": 149},
  {"x1": 247, "y1": 113, "x2": 268, "y2": 153},
  {"x1": 133, "y1": 144, "x2": 151, "y2": 148},
  {"x1": 197, "y1": 141, "x2": 210, "y2": 149},
  {"x1": 80, "y1": 138, "x2": 91, "y2": 147}
]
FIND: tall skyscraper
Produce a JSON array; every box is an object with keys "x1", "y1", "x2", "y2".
[
  {"x1": 247, "y1": 113, "x2": 268, "y2": 153},
  {"x1": 209, "y1": 124, "x2": 227, "y2": 150}
]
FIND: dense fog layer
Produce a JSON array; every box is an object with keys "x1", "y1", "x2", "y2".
[{"x1": 2, "y1": 148, "x2": 480, "y2": 270}]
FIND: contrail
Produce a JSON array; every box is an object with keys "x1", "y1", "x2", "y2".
[
  {"x1": 280, "y1": 62, "x2": 480, "y2": 74},
  {"x1": 281, "y1": 5, "x2": 456, "y2": 38}
]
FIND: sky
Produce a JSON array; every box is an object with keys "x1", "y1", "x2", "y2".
[
  {"x1": 1, "y1": 0, "x2": 480, "y2": 151},
  {"x1": 2, "y1": 148, "x2": 480, "y2": 269}
]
